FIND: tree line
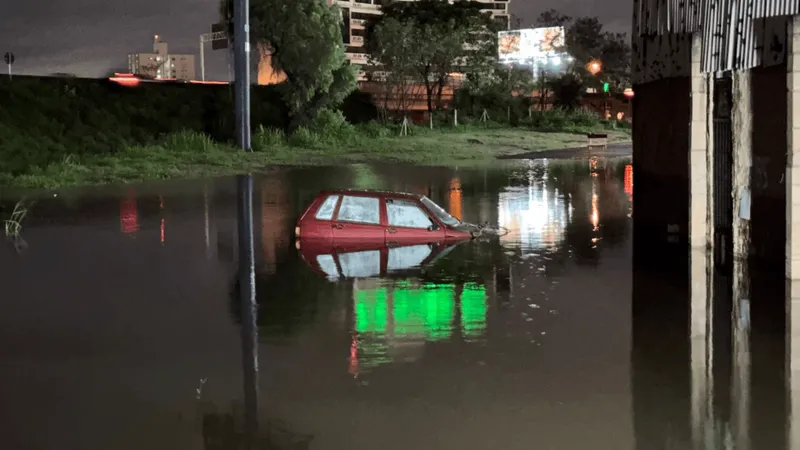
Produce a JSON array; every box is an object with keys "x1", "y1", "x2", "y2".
[{"x1": 219, "y1": 0, "x2": 632, "y2": 128}]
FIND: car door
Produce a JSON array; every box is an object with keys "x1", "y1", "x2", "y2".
[
  {"x1": 332, "y1": 194, "x2": 386, "y2": 243},
  {"x1": 384, "y1": 197, "x2": 446, "y2": 245}
]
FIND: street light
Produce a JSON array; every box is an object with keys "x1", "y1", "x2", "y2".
[{"x1": 586, "y1": 59, "x2": 602, "y2": 75}]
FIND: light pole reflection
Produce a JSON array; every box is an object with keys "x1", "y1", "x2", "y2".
[{"x1": 237, "y1": 174, "x2": 258, "y2": 448}]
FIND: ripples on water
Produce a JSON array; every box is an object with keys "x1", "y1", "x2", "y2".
[{"x1": 0, "y1": 158, "x2": 790, "y2": 449}]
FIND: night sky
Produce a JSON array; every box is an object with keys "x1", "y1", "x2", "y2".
[{"x1": 0, "y1": 0, "x2": 630, "y2": 80}]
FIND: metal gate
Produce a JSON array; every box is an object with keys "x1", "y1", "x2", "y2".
[{"x1": 713, "y1": 74, "x2": 733, "y2": 268}]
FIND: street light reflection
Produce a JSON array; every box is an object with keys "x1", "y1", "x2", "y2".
[{"x1": 497, "y1": 164, "x2": 568, "y2": 253}]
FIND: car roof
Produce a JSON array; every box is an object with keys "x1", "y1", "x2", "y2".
[{"x1": 317, "y1": 189, "x2": 424, "y2": 200}]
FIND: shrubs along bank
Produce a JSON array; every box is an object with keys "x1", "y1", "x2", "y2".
[
  {"x1": 0, "y1": 76, "x2": 629, "y2": 190},
  {"x1": 0, "y1": 108, "x2": 630, "y2": 190},
  {"x1": 0, "y1": 76, "x2": 376, "y2": 173}
]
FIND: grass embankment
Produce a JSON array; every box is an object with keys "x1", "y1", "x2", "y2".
[
  {"x1": 1, "y1": 119, "x2": 629, "y2": 190},
  {"x1": 0, "y1": 77, "x2": 629, "y2": 190}
]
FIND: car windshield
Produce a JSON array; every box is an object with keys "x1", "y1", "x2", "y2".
[{"x1": 420, "y1": 196, "x2": 461, "y2": 227}]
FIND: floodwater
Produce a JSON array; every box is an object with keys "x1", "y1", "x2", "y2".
[{"x1": 0, "y1": 159, "x2": 790, "y2": 449}]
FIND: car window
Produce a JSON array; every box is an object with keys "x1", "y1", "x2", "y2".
[
  {"x1": 386, "y1": 200, "x2": 434, "y2": 229},
  {"x1": 314, "y1": 195, "x2": 340, "y2": 220},
  {"x1": 420, "y1": 196, "x2": 460, "y2": 227},
  {"x1": 337, "y1": 196, "x2": 380, "y2": 224}
]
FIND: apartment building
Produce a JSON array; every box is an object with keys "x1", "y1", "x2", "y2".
[
  {"x1": 330, "y1": 0, "x2": 511, "y2": 67},
  {"x1": 127, "y1": 35, "x2": 196, "y2": 81}
]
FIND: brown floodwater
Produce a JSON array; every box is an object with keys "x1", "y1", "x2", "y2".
[{"x1": 0, "y1": 159, "x2": 790, "y2": 450}]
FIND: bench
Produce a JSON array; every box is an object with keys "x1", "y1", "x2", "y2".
[{"x1": 587, "y1": 133, "x2": 608, "y2": 149}]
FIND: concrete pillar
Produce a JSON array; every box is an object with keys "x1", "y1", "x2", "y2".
[
  {"x1": 690, "y1": 33, "x2": 713, "y2": 249},
  {"x1": 787, "y1": 17, "x2": 800, "y2": 447},
  {"x1": 788, "y1": 16, "x2": 800, "y2": 279},
  {"x1": 732, "y1": 72, "x2": 752, "y2": 260},
  {"x1": 789, "y1": 279, "x2": 800, "y2": 449},
  {"x1": 690, "y1": 249, "x2": 712, "y2": 448}
]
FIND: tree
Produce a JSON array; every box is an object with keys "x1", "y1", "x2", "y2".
[
  {"x1": 367, "y1": 0, "x2": 499, "y2": 113},
  {"x1": 368, "y1": 18, "x2": 425, "y2": 118},
  {"x1": 547, "y1": 73, "x2": 584, "y2": 110},
  {"x1": 532, "y1": 10, "x2": 632, "y2": 91},
  {"x1": 534, "y1": 9, "x2": 572, "y2": 28},
  {"x1": 220, "y1": 0, "x2": 357, "y2": 132},
  {"x1": 454, "y1": 65, "x2": 534, "y2": 122}
]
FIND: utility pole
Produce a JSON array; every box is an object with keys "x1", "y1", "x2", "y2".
[
  {"x1": 231, "y1": 0, "x2": 257, "y2": 446},
  {"x1": 4, "y1": 52, "x2": 14, "y2": 80},
  {"x1": 233, "y1": 0, "x2": 251, "y2": 151}
]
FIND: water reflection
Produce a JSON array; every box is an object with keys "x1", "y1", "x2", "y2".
[{"x1": 350, "y1": 280, "x2": 489, "y2": 374}]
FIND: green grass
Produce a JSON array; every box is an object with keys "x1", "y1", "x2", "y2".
[{"x1": 0, "y1": 124, "x2": 630, "y2": 190}]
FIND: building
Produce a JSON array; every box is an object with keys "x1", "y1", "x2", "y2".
[
  {"x1": 330, "y1": 0, "x2": 511, "y2": 68},
  {"x1": 128, "y1": 35, "x2": 196, "y2": 81},
  {"x1": 631, "y1": 5, "x2": 800, "y2": 448},
  {"x1": 630, "y1": 0, "x2": 800, "y2": 273}
]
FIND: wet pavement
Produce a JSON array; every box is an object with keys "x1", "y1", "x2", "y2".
[{"x1": 0, "y1": 158, "x2": 790, "y2": 450}]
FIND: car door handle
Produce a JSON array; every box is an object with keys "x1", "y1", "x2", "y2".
[
  {"x1": 386, "y1": 228, "x2": 397, "y2": 234},
  {"x1": 387, "y1": 241, "x2": 399, "y2": 247},
  {"x1": 332, "y1": 223, "x2": 344, "y2": 229}
]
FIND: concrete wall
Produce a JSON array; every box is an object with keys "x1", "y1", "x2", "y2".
[
  {"x1": 750, "y1": 63, "x2": 788, "y2": 271},
  {"x1": 690, "y1": 33, "x2": 712, "y2": 252},
  {"x1": 632, "y1": 77, "x2": 692, "y2": 267}
]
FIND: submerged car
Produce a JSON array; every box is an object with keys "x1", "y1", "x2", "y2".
[{"x1": 295, "y1": 190, "x2": 475, "y2": 244}]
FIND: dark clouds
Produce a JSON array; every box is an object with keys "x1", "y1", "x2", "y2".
[
  {"x1": 0, "y1": 0, "x2": 630, "y2": 78},
  {"x1": 510, "y1": 0, "x2": 631, "y2": 33}
]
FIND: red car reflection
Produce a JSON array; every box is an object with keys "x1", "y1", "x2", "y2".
[
  {"x1": 295, "y1": 190, "x2": 473, "y2": 245},
  {"x1": 298, "y1": 239, "x2": 461, "y2": 280}
]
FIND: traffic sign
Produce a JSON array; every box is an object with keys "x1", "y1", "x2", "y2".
[{"x1": 4, "y1": 52, "x2": 14, "y2": 65}]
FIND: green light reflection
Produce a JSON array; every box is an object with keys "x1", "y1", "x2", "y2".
[
  {"x1": 354, "y1": 282, "x2": 487, "y2": 341},
  {"x1": 461, "y1": 282, "x2": 488, "y2": 340}
]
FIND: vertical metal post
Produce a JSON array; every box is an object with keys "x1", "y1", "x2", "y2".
[
  {"x1": 233, "y1": 0, "x2": 251, "y2": 151},
  {"x1": 200, "y1": 36, "x2": 205, "y2": 82}
]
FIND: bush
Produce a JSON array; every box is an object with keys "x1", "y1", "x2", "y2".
[
  {"x1": 289, "y1": 127, "x2": 324, "y2": 148},
  {"x1": 163, "y1": 130, "x2": 217, "y2": 153},
  {"x1": 303, "y1": 109, "x2": 358, "y2": 145},
  {"x1": 528, "y1": 108, "x2": 601, "y2": 132},
  {"x1": 253, "y1": 126, "x2": 286, "y2": 151},
  {"x1": 0, "y1": 76, "x2": 379, "y2": 173},
  {"x1": 357, "y1": 121, "x2": 392, "y2": 139}
]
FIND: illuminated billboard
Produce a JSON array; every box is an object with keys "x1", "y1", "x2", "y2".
[{"x1": 498, "y1": 26, "x2": 566, "y2": 63}]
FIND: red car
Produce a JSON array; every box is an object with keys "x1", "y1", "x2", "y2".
[{"x1": 295, "y1": 190, "x2": 474, "y2": 245}]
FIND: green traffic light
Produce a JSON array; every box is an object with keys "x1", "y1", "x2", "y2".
[{"x1": 602, "y1": 82, "x2": 609, "y2": 92}]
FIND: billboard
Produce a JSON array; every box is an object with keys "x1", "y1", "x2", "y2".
[
  {"x1": 211, "y1": 23, "x2": 228, "y2": 50},
  {"x1": 498, "y1": 26, "x2": 565, "y2": 63}
]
